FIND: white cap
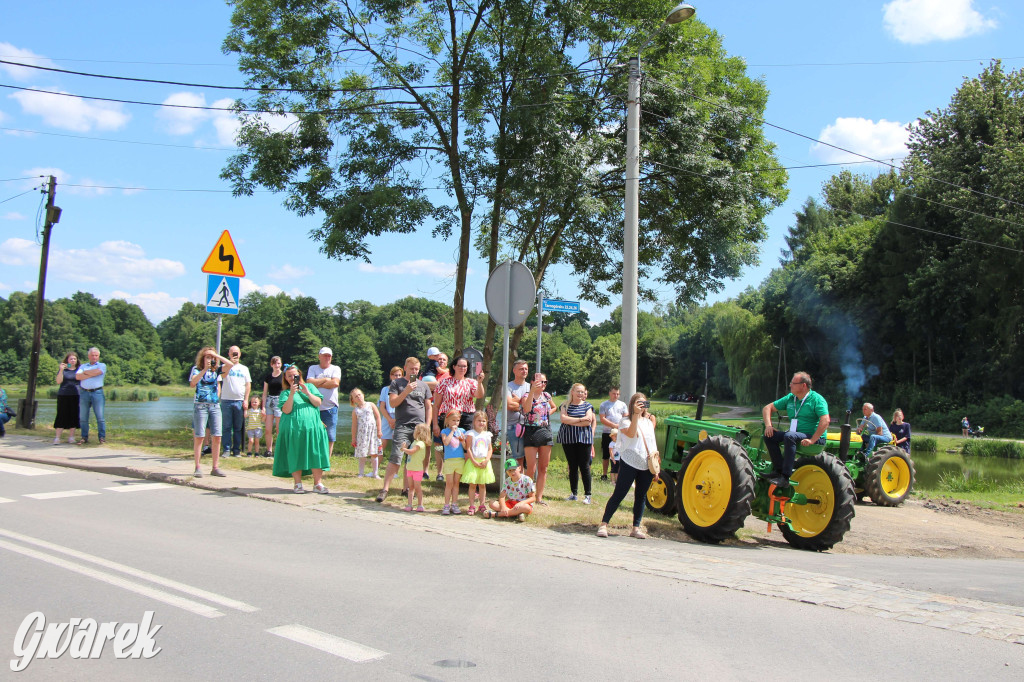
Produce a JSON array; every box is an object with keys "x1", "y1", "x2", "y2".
[
  {"x1": 427, "y1": 346, "x2": 440, "y2": 357},
  {"x1": 319, "y1": 347, "x2": 332, "y2": 356}
]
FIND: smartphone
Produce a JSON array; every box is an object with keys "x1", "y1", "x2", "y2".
[{"x1": 640, "y1": 400, "x2": 651, "y2": 409}]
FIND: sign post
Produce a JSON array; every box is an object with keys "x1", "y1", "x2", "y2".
[{"x1": 202, "y1": 231, "x2": 245, "y2": 353}]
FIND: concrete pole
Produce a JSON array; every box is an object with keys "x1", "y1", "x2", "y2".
[
  {"x1": 620, "y1": 55, "x2": 641, "y2": 399},
  {"x1": 536, "y1": 292, "x2": 543, "y2": 374}
]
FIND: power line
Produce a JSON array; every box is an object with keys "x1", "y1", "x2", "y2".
[
  {"x1": 0, "y1": 186, "x2": 41, "y2": 205},
  {"x1": 746, "y1": 56, "x2": 1024, "y2": 68},
  {"x1": 0, "y1": 176, "x2": 46, "y2": 182},
  {"x1": 0, "y1": 126, "x2": 239, "y2": 152},
  {"x1": 884, "y1": 219, "x2": 1024, "y2": 255},
  {"x1": 645, "y1": 75, "x2": 1024, "y2": 212},
  {"x1": 0, "y1": 55, "x2": 234, "y2": 67}
]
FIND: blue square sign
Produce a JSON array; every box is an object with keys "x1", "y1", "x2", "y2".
[{"x1": 206, "y1": 275, "x2": 240, "y2": 315}]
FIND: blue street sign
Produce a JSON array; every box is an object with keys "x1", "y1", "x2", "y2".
[
  {"x1": 206, "y1": 275, "x2": 240, "y2": 315},
  {"x1": 541, "y1": 298, "x2": 580, "y2": 313}
]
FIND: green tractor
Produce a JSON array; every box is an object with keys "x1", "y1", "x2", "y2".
[
  {"x1": 645, "y1": 403, "x2": 857, "y2": 551},
  {"x1": 821, "y1": 413, "x2": 916, "y2": 507}
]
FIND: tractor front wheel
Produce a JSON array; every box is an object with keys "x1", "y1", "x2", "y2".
[
  {"x1": 779, "y1": 454, "x2": 856, "y2": 551},
  {"x1": 646, "y1": 471, "x2": 676, "y2": 515},
  {"x1": 865, "y1": 446, "x2": 915, "y2": 506},
  {"x1": 675, "y1": 436, "x2": 754, "y2": 543}
]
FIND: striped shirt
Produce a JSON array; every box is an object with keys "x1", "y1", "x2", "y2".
[
  {"x1": 435, "y1": 376, "x2": 479, "y2": 414},
  {"x1": 556, "y1": 401, "x2": 595, "y2": 445}
]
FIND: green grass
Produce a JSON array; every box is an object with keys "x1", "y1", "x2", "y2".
[
  {"x1": 4, "y1": 383, "x2": 192, "y2": 400},
  {"x1": 960, "y1": 439, "x2": 1024, "y2": 459}
]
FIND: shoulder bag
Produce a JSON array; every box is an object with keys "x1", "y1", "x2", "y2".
[{"x1": 641, "y1": 418, "x2": 660, "y2": 476}]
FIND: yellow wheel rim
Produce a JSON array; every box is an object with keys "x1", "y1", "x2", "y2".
[
  {"x1": 681, "y1": 450, "x2": 732, "y2": 527},
  {"x1": 786, "y1": 465, "x2": 835, "y2": 537},
  {"x1": 879, "y1": 456, "x2": 911, "y2": 498},
  {"x1": 647, "y1": 478, "x2": 669, "y2": 509}
]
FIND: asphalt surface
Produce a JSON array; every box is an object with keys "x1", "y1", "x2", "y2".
[{"x1": 1, "y1": 435, "x2": 1023, "y2": 680}]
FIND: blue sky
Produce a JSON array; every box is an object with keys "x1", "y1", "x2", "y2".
[{"x1": 1, "y1": 1, "x2": 1020, "y2": 323}]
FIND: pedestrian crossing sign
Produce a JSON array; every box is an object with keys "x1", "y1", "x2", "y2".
[
  {"x1": 206, "y1": 275, "x2": 240, "y2": 315},
  {"x1": 201, "y1": 230, "x2": 246, "y2": 277}
]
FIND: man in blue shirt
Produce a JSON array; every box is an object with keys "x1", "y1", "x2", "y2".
[
  {"x1": 857, "y1": 402, "x2": 891, "y2": 456},
  {"x1": 76, "y1": 347, "x2": 107, "y2": 444}
]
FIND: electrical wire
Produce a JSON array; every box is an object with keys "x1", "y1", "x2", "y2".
[
  {"x1": 0, "y1": 126, "x2": 239, "y2": 152},
  {"x1": 884, "y1": 219, "x2": 1024, "y2": 255},
  {"x1": 645, "y1": 75, "x2": 1024, "y2": 212},
  {"x1": 0, "y1": 176, "x2": 46, "y2": 182},
  {"x1": 0, "y1": 186, "x2": 40, "y2": 205},
  {"x1": 746, "y1": 56, "x2": 1024, "y2": 68}
]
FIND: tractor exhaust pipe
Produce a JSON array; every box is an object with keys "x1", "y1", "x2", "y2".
[
  {"x1": 695, "y1": 395, "x2": 706, "y2": 420},
  {"x1": 838, "y1": 410, "x2": 852, "y2": 461}
]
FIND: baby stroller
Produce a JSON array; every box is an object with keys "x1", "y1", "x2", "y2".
[{"x1": 968, "y1": 424, "x2": 986, "y2": 438}]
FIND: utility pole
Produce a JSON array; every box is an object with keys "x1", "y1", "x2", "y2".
[{"x1": 18, "y1": 176, "x2": 60, "y2": 429}]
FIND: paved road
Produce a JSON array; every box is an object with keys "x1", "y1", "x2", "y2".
[{"x1": 1, "y1": 437, "x2": 1023, "y2": 680}]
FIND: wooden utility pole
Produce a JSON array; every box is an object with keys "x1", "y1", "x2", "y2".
[{"x1": 18, "y1": 176, "x2": 59, "y2": 429}]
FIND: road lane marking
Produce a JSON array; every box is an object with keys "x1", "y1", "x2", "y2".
[
  {"x1": 0, "y1": 539, "x2": 224, "y2": 618},
  {"x1": 0, "y1": 462, "x2": 62, "y2": 476},
  {"x1": 0, "y1": 497, "x2": 13, "y2": 503},
  {"x1": 0, "y1": 527, "x2": 259, "y2": 613},
  {"x1": 103, "y1": 483, "x2": 172, "y2": 493},
  {"x1": 24, "y1": 490, "x2": 101, "y2": 500},
  {"x1": 267, "y1": 625, "x2": 387, "y2": 662}
]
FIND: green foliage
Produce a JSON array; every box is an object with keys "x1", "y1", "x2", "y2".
[
  {"x1": 584, "y1": 335, "x2": 621, "y2": 394},
  {"x1": 913, "y1": 437, "x2": 937, "y2": 454},
  {"x1": 937, "y1": 471, "x2": 1024, "y2": 494},
  {"x1": 960, "y1": 440, "x2": 1024, "y2": 460}
]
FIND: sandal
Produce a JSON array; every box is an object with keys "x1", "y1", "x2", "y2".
[
  {"x1": 467, "y1": 505, "x2": 476, "y2": 515},
  {"x1": 596, "y1": 524, "x2": 609, "y2": 538},
  {"x1": 630, "y1": 526, "x2": 647, "y2": 540}
]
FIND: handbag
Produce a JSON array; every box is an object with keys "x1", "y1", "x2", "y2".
[{"x1": 640, "y1": 419, "x2": 660, "y2": 476}]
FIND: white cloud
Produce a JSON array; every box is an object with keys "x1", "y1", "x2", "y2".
[
  {"x1": 0, "y1": 43, "x2": 56, "y2": 81},
  {"x1": 11, "y1": 88, "x2": 130, "y2": 132},
  {"x1": 810, "y1": 117, "x2": 909, "y2": 164},
  {"x1": 2, "y1": 211, "x2": 25, "y2": 221},
  {"x1": 49, "y1": 240, "x2": 185, "y2": 288},
  {"x1": 882, "y1": 0, "x2": 997, "y2": 44},
  {"x1": 21, "y1": 167, "x2": 134, "y2": 197},
  {"x1": 0, "y1": 237, "x2": 38, "y2": 265},
  {"x1": 157, "y1": 92, "x2": 296, "y2": 146},
  {"x1": 268, "y1": 263, "x2": 312, "y2": 280},
  {"x1": 239, "y1": 278, "x2": 303, "y2": 298},
  {"x1": 107, "y1": 290, "x2": 189, "y2": 323},
  {"x1": 358, "y1": 259, "x2": 465, "y2": 278}
]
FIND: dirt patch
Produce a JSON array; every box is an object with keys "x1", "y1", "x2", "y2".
[{"x1": 552, "y1": 498, "x2": 1024, "y2": 558}]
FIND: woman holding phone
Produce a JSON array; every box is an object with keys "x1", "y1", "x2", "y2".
[
  {"x1": 190, "y1": 346, "x2": 233, "y2": 477},
  {"x1": 596, "y1": 392, "x2": 658, "y2": 539},
  {"x1": 520, "y1": 372, "x2": 556, "y2": 505},
  {"x1": 272, "y1": 364, "x2": 331, "y2": 494}
]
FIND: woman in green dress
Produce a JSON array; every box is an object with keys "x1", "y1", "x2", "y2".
[{"x1": 273, "y1": 364, "x2": 331, "y2": 494}]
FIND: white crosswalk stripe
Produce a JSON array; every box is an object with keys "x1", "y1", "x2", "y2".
[
  {"x1": 0, "y1": 462, "x2": 62, "y2": 476},
  {"x1": 24, "y1": 490, "x2": 101, "y2": 500},
  {"x1": 104, "y1": 483, "x2": 172, "y2": 493}
]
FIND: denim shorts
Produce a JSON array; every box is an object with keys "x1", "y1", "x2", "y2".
[
  {"x1": 319, "y1": 406, "x2": 338, "y2": 442},
  {"x1": 193, "y1": 402, "x2": 222, "y2": 437},
  {"x1": 265, "y1": 395, "x2": 282, "y2": 418},
  {"x1": 246, "y1": 428, "x2": 263, "y2": 439}
]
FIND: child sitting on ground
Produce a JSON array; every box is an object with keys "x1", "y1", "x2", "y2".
[
  {"x1": 485, "y1": 459, "x2": 536, "y2": 522},
  {"x1": 400, "y1": 423, "x2": 432, "y2": 512},
  {"x1": 245, "y1": 396, "x2": 264, "y2": 456}
]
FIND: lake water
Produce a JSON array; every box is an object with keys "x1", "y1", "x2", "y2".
[{"x1": 28, "y1": 398, "x2": 1023, "y2": 486}]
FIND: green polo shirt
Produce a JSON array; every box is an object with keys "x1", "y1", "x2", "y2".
[{"x1": 773, "y1": 390, "x2": 829, "y2": 435}]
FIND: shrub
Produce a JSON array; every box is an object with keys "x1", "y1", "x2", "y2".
[
  {"x1": 913, "y1": 437, "x2": 936, "y2": 453},
  {"x1": 937, "y1": 471, "x2": 1024, "y2": 494},
  {"x1": 148, "y1": 390, "x2": 160, "y2": 401},
  {"x1": 960, "y1": 440, "x2": 1024, "y2": 459}
]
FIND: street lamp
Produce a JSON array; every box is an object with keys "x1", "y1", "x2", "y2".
[{"x1": 621, "y1": 3, "x2": 696, "y2": 399}]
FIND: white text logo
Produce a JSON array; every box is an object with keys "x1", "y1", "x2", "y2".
[{"x1": 11, "y1": 611, "x2": 162, "y2": 672}]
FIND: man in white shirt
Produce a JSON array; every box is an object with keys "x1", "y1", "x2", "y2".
[
  {"x1": 76, "y1": 347, "x2": 107, "y2": 444},
  {"x1": 307, "y1": 347, "x2": 342, "y2": 456},
  {"x1": 505, "y1": 359, "x2": 531, "y2": 464},
  {"x1": 220, "y1": 345, "x2": 251, "y2": 457},
  {"x1": 598, "y1": 387, "x2": 628, "y2": 481}
]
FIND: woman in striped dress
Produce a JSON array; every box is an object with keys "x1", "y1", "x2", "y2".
[{"x1": 557, "y1": 383, "x2": 597, "y2": 504}]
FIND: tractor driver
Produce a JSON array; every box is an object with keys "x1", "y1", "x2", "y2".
[
  {"x1": 761, "y1": 371, "x2": 830, "y2": 487},
  {"x1": 856, "y1": 402, "x2": 891, "y2": 456}
]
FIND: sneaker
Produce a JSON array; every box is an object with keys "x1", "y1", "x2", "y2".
[
  {"x1": 415, "y1": 505, "x2": 426, "y2": 512},
  {"x1": 516, "y1": 513, "x2": 526, "y2": 523},
  {"x1": 436, "y1": 474, "x2": 445, "y2": 482},
  {"x1": 600, "y1": 475, "x2": 608, "y2": 481},
  {"x1": 375, "y1": 489, "x2": 389, "y2": 503},
  {"x1": 373, "y1": 474, "x2": 382, "y2": 480},
  {"x1": 193, "y1": 469, "x2": 203, "y2": 478},
  {"x1": 313, "y1": 483, "x2": 330, "y2": 494},
  {"x1": 596, "y1": 524, "x2": 608, "y2": 538},
  {"x1": 583, "y1": 495, "x2": 592, "y2": 505},
  {"x1": 451, "y1": 505, "x2": 461, "y2": 515},
  {"x1": 68, "y1": 436, "x2": 75, "y2": 444},
  {"x1": 53, "y1": 437, "x2": 60, "y2": 445},
  {"x1": 441, "y1": 505, "x2": 451, "y2": 516},
  {"x1": 293, "y1": 483, "x2": 305, "y2": 494},
  {"x1": 201, "y1": 446, "x2": 212, "y2": 455},
  {"x1": 403, "y1": 505, "x2": 413, "y2": 512},
  {"x1": 211, "y1": 468, "x2": 227, "y2": 477},
  {"x1": 566, "y1": 494, "x2": 577, "y2": 501}
]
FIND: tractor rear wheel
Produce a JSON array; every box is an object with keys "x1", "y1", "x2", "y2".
[
  {"x1": 646, "y1": 471, "x2": 676, "y2": 515},
  {"x1": 779, "y1": 454, "x2": 856, "y2": 551},
  {"x1": 675, "y1": 435, "x2": 754, "y2": 543},
  {"x1": 865, "y1": 446, "x2": 915, "y2": 506}
]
